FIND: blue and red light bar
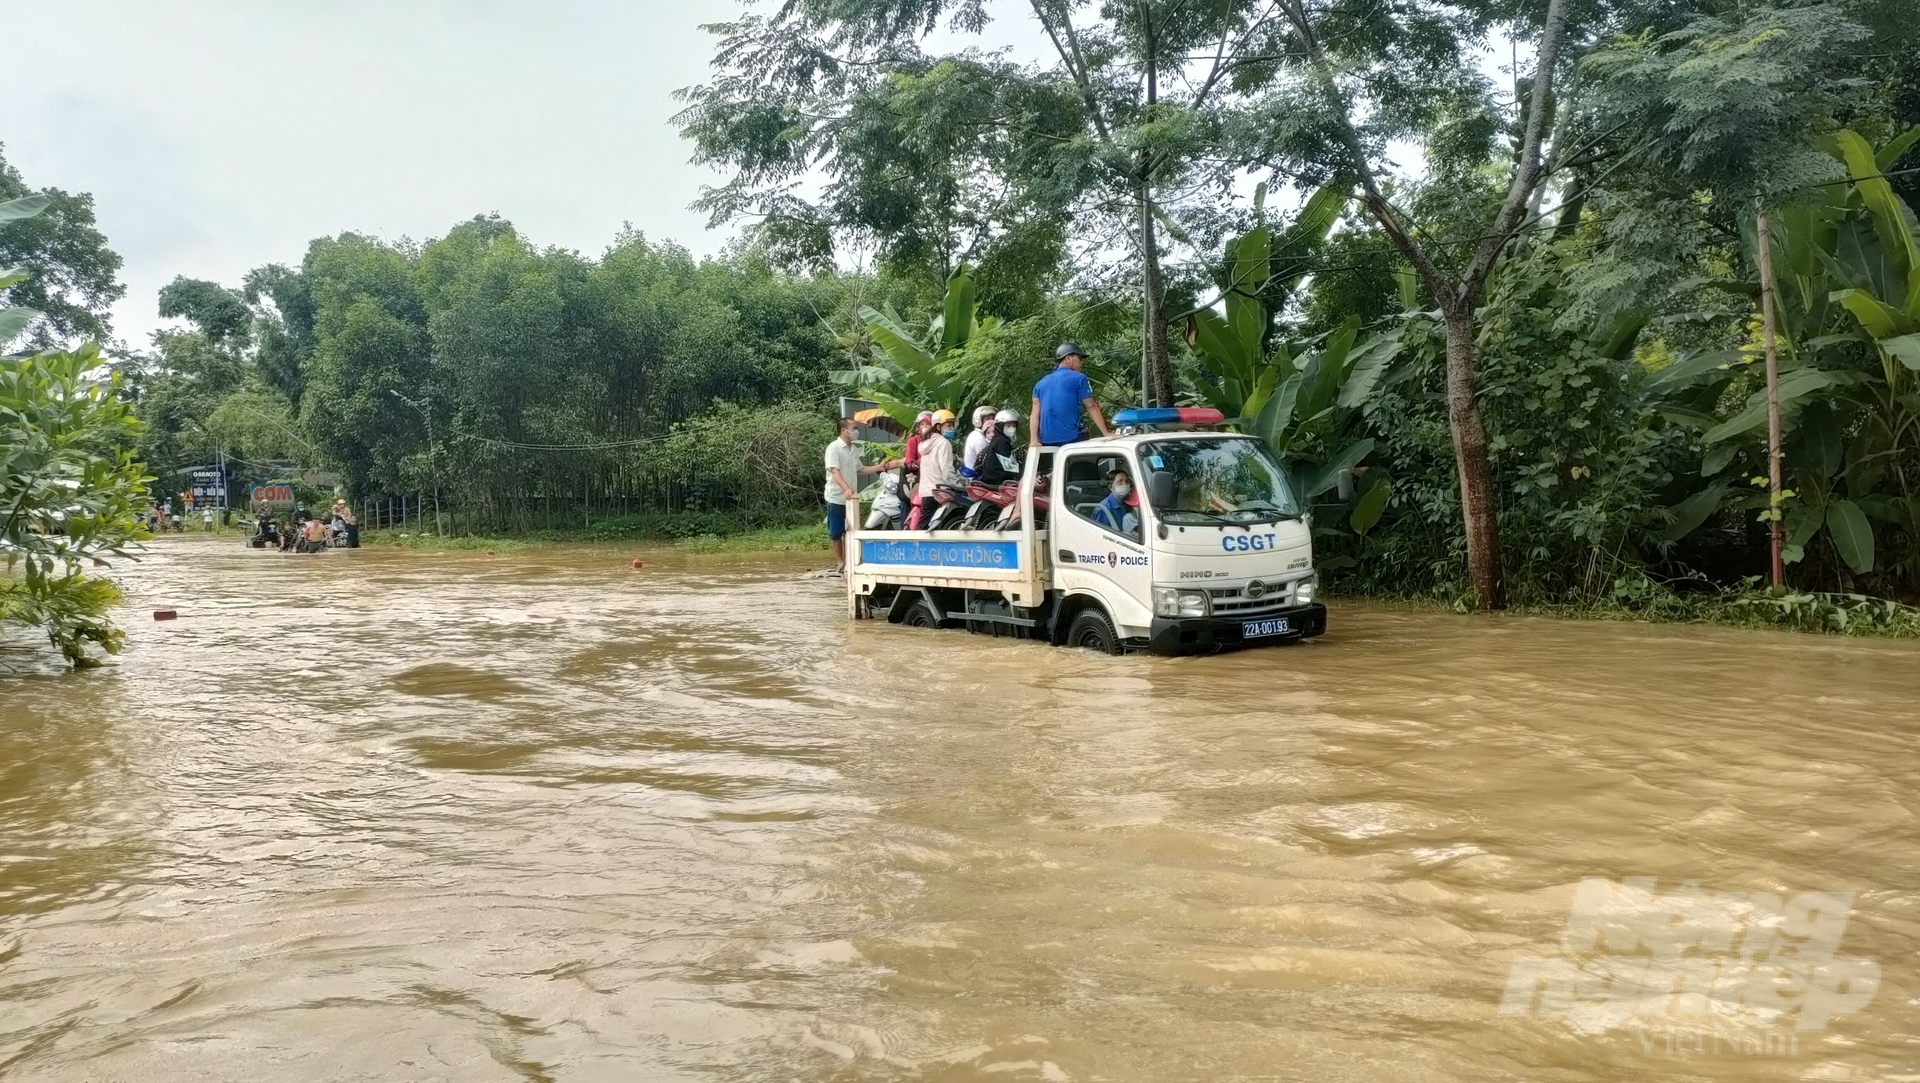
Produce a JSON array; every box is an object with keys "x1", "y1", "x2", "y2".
[{"x1": 1111, "y1": 406, "x2": 1226, "y2": 428}]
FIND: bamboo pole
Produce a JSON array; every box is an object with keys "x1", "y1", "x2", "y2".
[{"x1": 1757, "y1": 210, "x2": 1785, "y2": 588}]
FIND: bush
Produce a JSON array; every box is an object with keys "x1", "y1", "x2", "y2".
[
  {"x1": 1324, "y1": 244, "x2": 1702, "y2": 606},
  {"x1": 635, "y1": 400, "x2": 836, "y2": 514},
  {"x1": 1, "y1": 345, "x2": 152, "y2": 668}
]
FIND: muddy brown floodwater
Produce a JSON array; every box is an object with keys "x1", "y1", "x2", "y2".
[{"x1": 2, "y1": 538, "x2": 1919, "y2": 1082}]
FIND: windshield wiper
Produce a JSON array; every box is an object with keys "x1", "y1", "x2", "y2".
[
  {"x1": 1167, "y1": 509, "x2": 1241, "y2": 527},
  {"x1": 1238, "y1": 499, "x2": 1303, "y2": 523}
]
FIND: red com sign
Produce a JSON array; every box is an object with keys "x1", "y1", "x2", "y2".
[{"x1": 251, "y1": 483, "x2": 296, "y2": 510}]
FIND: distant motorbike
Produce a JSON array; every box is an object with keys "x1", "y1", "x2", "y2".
[{"x1": 247, "y1": 517, "x2": 282, "y2": 549}]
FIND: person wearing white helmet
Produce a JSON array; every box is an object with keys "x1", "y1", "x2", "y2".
[
  {"x1": 978, "y1": 408, "x2": 1023, "y2": 487},
  {"x1": 961, "y1": 404, "x2": 996, "y2": 478}
]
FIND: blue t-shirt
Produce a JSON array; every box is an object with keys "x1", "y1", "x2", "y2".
[
  {"x1": 1094, "y1": 493, "x2": 1139, "y2": 537},
  {"x1": 1033, "y1": 365, "x2": 1093, "y2": 445}
]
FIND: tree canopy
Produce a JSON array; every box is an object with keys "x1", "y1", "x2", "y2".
[{"x1": 0, "y1": 146, "x2": 123, "y2": 348}]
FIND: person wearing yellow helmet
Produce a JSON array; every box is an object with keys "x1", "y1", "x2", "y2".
[{"x1": 916, "y1": 409, "x2": 961, "y2": 527}]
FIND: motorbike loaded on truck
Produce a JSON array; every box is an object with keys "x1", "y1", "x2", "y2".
[{"x1": 844, "y1": 408, "x2": 1326, "y2": 654}]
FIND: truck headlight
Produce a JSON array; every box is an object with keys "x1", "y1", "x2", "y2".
[
  {"x1": 1153, "y1": 587, "x2": 1211, "y2": 618},
  {"x1": 1295, "y1": 576, "x2": 1317, "y2": 605}
]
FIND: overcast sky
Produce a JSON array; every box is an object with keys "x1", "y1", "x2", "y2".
[
  {"x1": 6, "y1": 2, "x2": 1456, "y2": 349},
  {"x1": 5, "y1": 2, "x2": 1065, "y2": 349},
  {"x1": 7, "y1": 1, "x2": 771, "y2": 347}
]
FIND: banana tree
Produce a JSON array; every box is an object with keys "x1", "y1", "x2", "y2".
[
  {"x1": 1240, "y1": 318, "x2": 1403, "y2": 535},
  {"x1": 1695, "y1": 127, "x2": 1920, "y2": 582},
  {"x1": 834, "y1": 264, "x2": 989, "y2": 429},
  {"x1": 1183, "y1": 194, "x2": 1403, "y2": 538},
  {"x1": 1184, "y1": 184, "x2": 1346, "y2": 420}
]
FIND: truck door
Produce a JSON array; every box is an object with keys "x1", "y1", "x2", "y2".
[{"x1": 1052, "y1": 449, "x2": 1153, "y2": 632}]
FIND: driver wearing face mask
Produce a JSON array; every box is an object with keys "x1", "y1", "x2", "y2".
[{"x1": 1093, "y1": 467, "x2": 1141, "y2": 540}]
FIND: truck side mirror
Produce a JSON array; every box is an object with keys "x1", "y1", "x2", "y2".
[{"x1": 1148, "y1": 470, "x2": 1176, "y2": 511}]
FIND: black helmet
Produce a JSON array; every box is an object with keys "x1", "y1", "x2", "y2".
[{"x1": 1055, "y1": 341, "x2": 1087, "y2": 361}]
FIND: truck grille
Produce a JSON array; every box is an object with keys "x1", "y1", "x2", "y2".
[{"x1": 1207, "y1": 582, "x2": 1296, "y2": 616}]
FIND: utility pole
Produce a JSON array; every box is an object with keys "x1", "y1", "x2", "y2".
[{"x1": 1757, "y1": 210, "x2": 1785, "y2": 589}]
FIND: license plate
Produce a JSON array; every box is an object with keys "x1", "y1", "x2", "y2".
[{"x1": 1242, "y1": 617, "x2": 1292, "y2": 639}]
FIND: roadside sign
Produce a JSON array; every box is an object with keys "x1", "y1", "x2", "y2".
[
  {"x1": 250, "y1": 480, "x2": 296, "y2": 512},
  {"x1": 190, "y1": 466, "x2": 227, "y2": 507}
]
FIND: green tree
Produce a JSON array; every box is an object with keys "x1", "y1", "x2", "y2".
[
  {"x1": 243, "y1": 262, "x2": 317, "y2": 406},
  {"x1": 1690, "y1": 129, "x2": 1920, "y2": 590},
  {"x1": 677, "y1": 0, "x2": 1331, "y2": 409},
  {"x1": 0, "y1": 146, "x2": 125, "y2": 347},
  {"x1": 158, "y1": 276, "x2": 255, "y2": 348},
  {"x1": 298, "y1": 232, "x2": 432, "y2": 501},
  {"x1": 1, "y1": 195, "x2": 149, "y2": 667},
  {"x1": 0, "y1": 344, "x2": 151, "y2": 667},
  {"x1": 1233, "y1": 0, "x2": 1580, "y2": 609}
]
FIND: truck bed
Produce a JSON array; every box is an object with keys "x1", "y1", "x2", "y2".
[{"x1": 845, "y1": 527, "x2": 1050, "y2": 606}]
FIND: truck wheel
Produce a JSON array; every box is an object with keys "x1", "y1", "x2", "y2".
[
  {"x1": 902, "y1": 598, "x2": 941, "y2": 629},
  {"x1": 1066, "y1": 607, "x2": 1122, "y2": 655}
]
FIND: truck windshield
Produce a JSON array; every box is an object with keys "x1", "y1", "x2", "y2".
[{"x1": 1139, "y1": 437, "x2": 1302, "y2": 525}]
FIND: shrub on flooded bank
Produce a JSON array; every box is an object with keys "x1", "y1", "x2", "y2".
[
  {"x1": 358, "y1": 511, "x2": 827, "y2": 555},
  {"x1": 1475, "y1": 575, "x2": 1920, "y2": 638},
  {"x1": 1, "y1": 342, "x2": 152, "y2": 670},
  {"x1": 1330, "y1": 576, "x2": 1920, "y2": 638}
]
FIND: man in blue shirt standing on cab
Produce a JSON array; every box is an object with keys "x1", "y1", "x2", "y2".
[{"x1": 1030, "y1": 342, "x2": 1111, "y2": 448}]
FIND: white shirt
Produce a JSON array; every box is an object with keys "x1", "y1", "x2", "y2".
[
  {"x1": 823, "y1": 438, "x2": 864, "y2": 505},
  {"x1": 963, "y1": 429, "x2": 990, "y2": 471}
]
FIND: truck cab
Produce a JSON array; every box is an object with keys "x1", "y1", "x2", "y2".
[{"x1": 846, "y1": 410, "x2": 1327, "y2": 654}]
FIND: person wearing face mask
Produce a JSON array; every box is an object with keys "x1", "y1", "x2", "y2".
[
  {"x1": 1093, "y1": 467, "x2": 1141, "y2": 539},
  {"x1": 915, "y1": 409, "x2": 962, "y2": 527},
  {"x1": 961, "y1": 404, "x2": 995, "y2": 478},
  {"x1": 900, "y1": 410, "x2": 934, "y2": 528},
  {"x1": 978, "y1": 408, "x2": 1022, "y2": 487}
]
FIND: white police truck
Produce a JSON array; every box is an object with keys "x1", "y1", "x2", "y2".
[{"x1": 844, "y1": 408, "x2": 1326, "y2": 654}]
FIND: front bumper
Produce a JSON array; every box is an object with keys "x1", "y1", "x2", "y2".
[{"x1": 1147, "y1": 603, "x2": 1327, "y2": 654}]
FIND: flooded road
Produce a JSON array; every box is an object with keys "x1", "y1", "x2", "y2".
[{"x1": 3, "y1": 538, "x2": 1918, "y2": 1081}]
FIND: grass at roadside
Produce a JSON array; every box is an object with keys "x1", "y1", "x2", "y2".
[
  {"x1": 360, "y1": 521, "x2": 828, "y2": 556},
  {"x1": 1339, "y1": 575, "x2": 1920, "y2": 638},
  {"x1": 1559, "y1": 588, "x2": 1920, "y2": 638},
  {"x1": 676, "y1": 524, "x2": 827, "y2": 553}
]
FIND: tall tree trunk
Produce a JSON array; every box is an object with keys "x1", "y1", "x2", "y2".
[
  {"x1": 1138, "y1": 184, "x2": 1174, "y2": 407},
  {"x1": 1442, "y1": 309, "x2": 1503, "y2": 607}
]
